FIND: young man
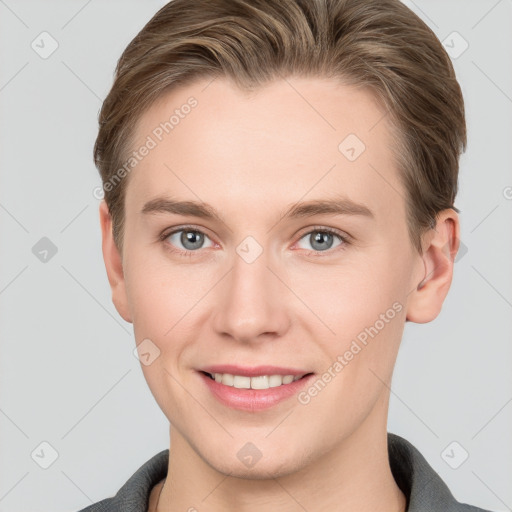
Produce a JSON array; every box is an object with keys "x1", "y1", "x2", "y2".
[{"x1": 79, "y1": 0, "x2": 493, "y2": 511}]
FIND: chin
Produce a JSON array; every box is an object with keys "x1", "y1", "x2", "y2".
[
  {"x1": 211, "y1": 458, "x2": 303, "y2": 480},
  {"x1": 202, "y1": 444, "x2": 312, "y2": 480}
]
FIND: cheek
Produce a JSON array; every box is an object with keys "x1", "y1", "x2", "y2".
[
  {"x1": 306, "y1": 250, "x2": 407, "y2": 386},
  {"x1": 126, "y1": 259, "x2": 195, "y2": 415},
  {"x1": 125, "y1": 249, "x2": 197, "y2": 333},
  {"x1": 125, "y1": 255, "x2": 216, "y2": 376},
  {"x1": 304, "y1": 305, "x2": 405, "y2": 437},
  {"x1": 289, "y1": 256, "x2": 397, "y2": 336}
]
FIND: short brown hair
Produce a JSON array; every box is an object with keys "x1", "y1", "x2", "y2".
[{"x1": 94, "y1": 0, "x2": 466, "y2": 255}]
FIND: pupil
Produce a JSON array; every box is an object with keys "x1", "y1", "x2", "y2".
[
  {"x1": 312, "y1": 231, "x2": 332, "y2": 251},
  {"x1": 182, "y1": 230, "x2": 203, "y2": 249}
]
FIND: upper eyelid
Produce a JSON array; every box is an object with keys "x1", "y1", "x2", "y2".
[{"x1": 296, "y1": 225, "x2": 349, "y2": 239}]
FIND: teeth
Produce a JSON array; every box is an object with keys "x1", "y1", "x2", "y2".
[{"x1": 210, "y1": 373, "x2": 304, "y2": 389}]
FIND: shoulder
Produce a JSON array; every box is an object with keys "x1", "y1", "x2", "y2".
[
  {"x1": 73, "y1": 449, "x2": 169, "y2": 512},
  {"x1": 387, "y1": 433, "x2": 495, "y2": 512}
]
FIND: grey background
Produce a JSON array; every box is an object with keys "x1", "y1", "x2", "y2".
[{"x1": 0, "y1": 1, "x2": 511, "y2": 511}]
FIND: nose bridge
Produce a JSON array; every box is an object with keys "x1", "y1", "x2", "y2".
[{"x1": 212, "y1": 237, "x2": 289, "y2": 342}]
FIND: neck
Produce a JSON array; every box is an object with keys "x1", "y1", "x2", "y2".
[{"x1": 156, "y1": 399, "x2": 406, "y2": 512}]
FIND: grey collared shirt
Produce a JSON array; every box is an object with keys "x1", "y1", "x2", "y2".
[{"x1": 75, "y1": 433, "x2": 494, "y2": 511}]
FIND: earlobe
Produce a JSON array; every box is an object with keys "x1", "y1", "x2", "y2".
[
  {"x1": 99, "y1": 201, "x2": 133, "y2": 324},
  {"x1": 405, "y1": 209, "x2": 460, "y2": 324}
]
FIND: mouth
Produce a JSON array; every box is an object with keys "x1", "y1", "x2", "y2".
[
  {"x1": 196, "y1": 364, "x2": 316, "y2": 411},
  {"x1": 199, "y1": 370, "x2": 314, "y2": 389},
  {"x1": 197, "y1": 367, "x2": 316, "y2": 411}
]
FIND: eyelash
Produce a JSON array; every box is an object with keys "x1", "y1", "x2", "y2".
[{"x1": 159, "y1": 224, "x2": 351, "y2": 259}]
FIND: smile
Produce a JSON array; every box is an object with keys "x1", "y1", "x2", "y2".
[
  {"x1": 198, "y1": 370, "x2": 316, "y2": 411},
  {"x1": 203, "y1": 371, "x2": 310, "y2": 389}
]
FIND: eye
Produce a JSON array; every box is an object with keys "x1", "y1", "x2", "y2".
[
  {"x1": 162, "y1": 226, "x2": 215, "y2": 255},
  {"x1": 295, "y1": 227, "x2": 349, "y2": 254},
  {"x1": 160, "y1": 225, "x2": 350, "y2": 258}
]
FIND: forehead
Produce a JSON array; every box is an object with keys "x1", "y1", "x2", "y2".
[{"x1": 126, "y1": 76, "x2": 404, "y2": 226}]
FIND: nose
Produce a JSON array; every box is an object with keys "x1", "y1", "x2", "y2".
[{"x1": 211, "y1": 246, "x2": 291, "y2": 344}]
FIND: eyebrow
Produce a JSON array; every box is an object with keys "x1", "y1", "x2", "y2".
[{"x1": 141, "y1": 196, "x2": 375, "y2": 222}]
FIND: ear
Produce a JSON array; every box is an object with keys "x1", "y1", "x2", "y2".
[
  {"x1": 406, "y1": 209, "x2": 460, "y2": 324},
  {"x1": 99, "y1": 200, "x2": 133, "y2": 323}
]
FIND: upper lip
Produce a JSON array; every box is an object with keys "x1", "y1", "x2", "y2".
[{"x1": 199, "y1": 365, "x2": 313, "y2": 377}]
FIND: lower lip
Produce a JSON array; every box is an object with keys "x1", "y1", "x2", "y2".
[{"x1": 198, "y1": 371, "x2": 315, "y2": 411}]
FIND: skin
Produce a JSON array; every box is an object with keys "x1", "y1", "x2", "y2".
[{"x1": 99, "y1": 76, "x2": 460, "y2": 512}]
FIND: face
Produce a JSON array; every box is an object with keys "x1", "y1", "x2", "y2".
[{"x1": 100, "y1": 76, "x2": 446, "y2": 478}]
